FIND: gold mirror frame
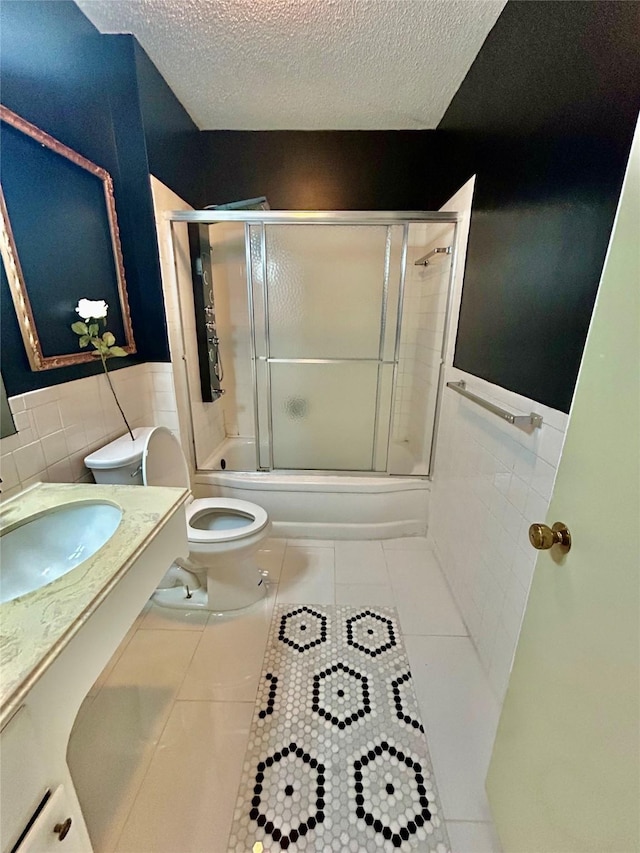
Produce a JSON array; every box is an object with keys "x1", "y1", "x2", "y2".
[{"x1": 0, "y1": 105, "x2": 136, "y2": 370}]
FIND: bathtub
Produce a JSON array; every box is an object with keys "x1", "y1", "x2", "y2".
[{"x1": 194, "y1": 438, "x2": 429, "y2": 540}]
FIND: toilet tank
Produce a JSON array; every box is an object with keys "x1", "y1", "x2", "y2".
[{"x1": 84, "y1": 428, "x2": 154, "y2": 486}]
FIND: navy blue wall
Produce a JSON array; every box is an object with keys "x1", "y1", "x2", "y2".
[
  {"x1": 133, "y1": 42, "x2": 203, "y2": 206},
  {"x1": 435, "y1": 0, "x2": 640, "y2": 412},
  {"x1": 198, "y1": 131, "x2": 438, "y2": 210},
  {"x1": 196, "y1": 2, "x2": 639, "y2": 413},
  {"x1": 3, "y1": 0, "x2": 638, "y2": 414},
  {"x1": 0, "y1": 2, "x2": 190, "y2": 396}
]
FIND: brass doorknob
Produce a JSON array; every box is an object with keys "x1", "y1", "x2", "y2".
[{"x1": 528, "y1": 522, "x2": 571, "y2": 552}]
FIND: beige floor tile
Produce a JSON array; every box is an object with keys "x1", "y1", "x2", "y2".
[
  {"x1": 447, "y1": 820, "x2": 503, "y2": 852},
  {"x1": 335, "y1": 582, "x2": 395, "y2": 606},
  {"x1": 276, "y1": 547, "x2": 335, "y2": 604},
  {"x1": 383, "y1": 548, "x2": 444, "y2": 586},
  {"x1": 115, "y1": 701, "x2": 253, "y2": 853},
  {"x1": 68, "y1": 630, "x2": 200, "y2": 852},
  {"x1": 178, "y1": 595, "x2": 274, "y2": 702},
  {"x1": 382, "y1": 536, "x2": 431, "y2": 550},
  {"x1": 67, "y1": 540, "x2": 499, "y2": 853},
  {"x1": 405, "y1": 635, "x2": 500, "y2": 822},
  {"x1": 263, "y1": 537, "x2": 287, "y2": 552},
  {"x1": 73, "y1": 602, "x2": 154, "y2": 730},
  {"x1": 386, "y1": 550, "x2": 467, "y2": 635},
  {"x1": 86, "y1": 602, "x2": 153, "y2": 698},
  {"x1": 335, "y1": 540, "x2": 389, "y2": 584},
  {"x1": 139, "y1": 602, "x2": 209, "y2": 631}
]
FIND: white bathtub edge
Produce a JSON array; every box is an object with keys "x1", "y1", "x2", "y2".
[
  {"x1": 194, "y1": 471, "x2": 430, "y2": 494},
  {"x1": 193, "y1": 471, "x2": 429, "y2": 540},
  {"x1": 271, "y1": 519, "x2": 427, "y2": 540}
]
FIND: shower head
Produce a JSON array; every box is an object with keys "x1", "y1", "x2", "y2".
[{"x1": 414, "y1": 245, "x2": 452, "y2": 267}]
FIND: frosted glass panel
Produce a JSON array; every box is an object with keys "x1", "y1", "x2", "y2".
[
  {"x1": 270, "y1": 362, "x2": 378, "y2": 470},
  {"x1": 265, "y1": 225, "x2": 387, "y2": 358}
]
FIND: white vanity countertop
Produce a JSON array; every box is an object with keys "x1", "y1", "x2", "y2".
[{"x1": 0, "y1": 482, "x2": 189, "y2": 728}]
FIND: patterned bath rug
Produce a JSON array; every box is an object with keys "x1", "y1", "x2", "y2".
[{"x1": 229, "y1": 605, "x2": 451, "y2": 852}]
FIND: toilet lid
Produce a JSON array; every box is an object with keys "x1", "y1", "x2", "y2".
[
  {"x1": 186, "y1": 497, "x2": 269, "y2": 544},
  {"x1": 141, "y1": 427, "x2": 191, "y2": 489}
]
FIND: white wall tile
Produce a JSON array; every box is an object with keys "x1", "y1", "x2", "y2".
[
  {"x1": 47, "y1": 458, "x2": 74, "y2": 484},
  {"x1": 0, "y1": 362, "x2": 164, "y2": 496},
  {"x1": 8, "y1": 395, "x2": 25, "y2": 414},
  {"x1": 505, "y1": 473, "x2": 528, "y2": 512},
  {"x1": 32, "y1": 401, "x2": 62, "y2": 437},
  {"x1": 150, "y1": 176, "x2": 225, "y2": 470},
  {"x1": 0, "y1": 452, "x2": 20, "y2": 491},
  {"x1": 41, "y1": 430, "x2": 69, "y2": 467},
  {"x1": 64, "y1": 422, "x2": 87, "y2": 455},
  {"x1": 420, "y1": 166, "x2": 569, "y2": 706},
  {"x1": 530, "y1": 455, "x2": 557, "y2": 501},
  {"x1": 12, "y1": 410, "x2": 31, "y2": 433},
  {"x1": 152, "y1": 390, "x2": 177, "y2": 413},
  {"x1": 391, "y1": 223, "x2": 456, "y2": 474},
  {"x1": 155, "y1": 411, "x2": 180, "y2": 432},
  {"x1": 12, "y1": 441, "x2": 46, "y2": 482},
  {"x1": 429, "y1": 365, "x2": 568, "y2": 703}
]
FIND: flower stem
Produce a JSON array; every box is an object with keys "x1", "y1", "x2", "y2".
[{"x1": 100, "y1": 354, "x2": 134, "y2": 440}]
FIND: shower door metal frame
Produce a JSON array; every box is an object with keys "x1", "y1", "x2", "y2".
[
  {"x1": 165, "y1": 210, "x2": 459, "y2": 477},
  {"x1": 370, "y1": 226, "x2": 393, "y2": 471},
  {"x1": 168, "y1": 211, "x2": 458, "y2": 224},
  {"x1": 251, "y1": 220, "x2": 402, "y2": 474}
]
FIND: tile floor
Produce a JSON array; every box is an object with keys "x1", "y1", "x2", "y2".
[{"x1": 67, "y1": 538, "x2": 502, "y2": 853}]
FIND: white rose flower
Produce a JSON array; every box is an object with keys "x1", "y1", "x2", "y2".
[{"x1": 75, "y1": 298, "x2": 108, "y2": 321}]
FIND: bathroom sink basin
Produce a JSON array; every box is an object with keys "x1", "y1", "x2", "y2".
[{"x1": 0, "y1": 501, "x2": 123, "y2": 603}]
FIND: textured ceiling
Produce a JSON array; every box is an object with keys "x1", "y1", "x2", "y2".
[{"x1": 76, "y1": 0, "x2": 506, "y2": 130}]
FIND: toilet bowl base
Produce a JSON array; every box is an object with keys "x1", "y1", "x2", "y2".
[
  {"x1": 152, "y1": 558, "x2": 268, "y2": 612},
  {"x1": 153, "y1": 584, "x2": 210, "y2": 610}
]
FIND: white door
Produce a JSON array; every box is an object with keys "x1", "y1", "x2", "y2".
[{"x1": 486, "y1": 118, "x2": 640, "y2": 852}]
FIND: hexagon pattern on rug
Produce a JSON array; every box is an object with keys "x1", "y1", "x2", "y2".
[{"x1": 229, "y1": 605, "x2": 450, "y2": 852}]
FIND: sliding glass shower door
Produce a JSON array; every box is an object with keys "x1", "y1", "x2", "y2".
[{"x1": 250, "y1": 223, "x2": 405, "y2": 471}]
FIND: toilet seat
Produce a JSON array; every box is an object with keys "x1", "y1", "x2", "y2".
[
  {"x1": 186, "y1": 498, "x2": 269, "y2": 544},
  {"x1": 141, "y1": 428, "x2": 269, "y2": 545}
]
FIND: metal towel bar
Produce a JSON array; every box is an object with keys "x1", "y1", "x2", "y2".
[
  {"x1": 414, "y1": 246, "x2": 452, "y2": 266},
  {"x1": 446, "y1": 380, "x2": 543, "y2": 430}
]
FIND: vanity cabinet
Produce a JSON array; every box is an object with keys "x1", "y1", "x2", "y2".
[
  {"x1": 0, "y1": 709, "x2": 83, "y2": 853},
  {"x1": 1, "y1": 483, "x2": 190, "y2": 853},
  {"x1": 7, "y1": 786, "x2": 84, "y2": 853}
]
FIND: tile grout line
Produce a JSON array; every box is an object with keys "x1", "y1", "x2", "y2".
[
  {"x1": 221, "y1": 595, "x2": 276, "y2": 853},
  {"x1": 70, "y1": 607, "x2": 154, "y2": 739},
  {"x1": 446, "y1": 818, "x2": 495, "y2": 824},
  {"x1": 109, "y1": 619, "x2": 205, "y2": 853},
  {"x1": 117, "y1": 589, "x2": 280, "y2": 851},
  {"x1": 75, "y1": 542, "x2": 500, "y2": 849},
  {"x1": 402, "y1": 632, "x2": 470, "y2": 639},
  {"x1": 170, "y1": 698, "x2": 257, "y2": 705}
]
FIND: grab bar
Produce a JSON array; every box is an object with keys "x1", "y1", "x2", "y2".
[{"x1": 446, "y1": 380, "x2": 543, "y2": 430}]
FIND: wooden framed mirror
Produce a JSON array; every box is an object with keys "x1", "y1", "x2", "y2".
[{"x1": 0, "y1": 105, "x2": 136, "y2": 371}]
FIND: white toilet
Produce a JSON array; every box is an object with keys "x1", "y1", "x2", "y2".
[{"x1": 84, "y1": 427, "x2": 271, "y2": 611}]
